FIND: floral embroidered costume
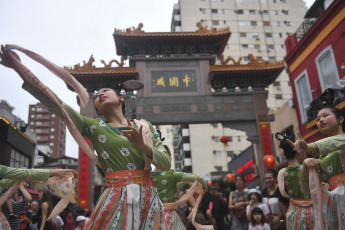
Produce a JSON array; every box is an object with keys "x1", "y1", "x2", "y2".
[
  {"x1": 151, "y1": 170, "x2": 206, "y2": 230},
  {"x1": 22, "y1": 82, "x2": 171, "y2": 229},
  {"x1": 278, "y1": 165, "x2": 315, "y2": 230},
  {"x1": 300, "y1": 135, "x2": 345, "y2": 230},
  {"x1": 0, "y1": 165, "x2": 50, "y2": 230}
]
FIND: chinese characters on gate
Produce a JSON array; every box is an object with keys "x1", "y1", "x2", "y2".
[{"x1": 151, "y1": 71, "x2": 197, "y2": 93}]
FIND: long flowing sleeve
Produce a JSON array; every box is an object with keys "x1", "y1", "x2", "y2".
[
  {"x1": 181, "y1": 173, "x2": 206, "y2": 187},
  {"x1": 313, "y1": 134, "x2": 345, "y2": 156},
  {"x1": 22, "y1": 82, "x2": 85, "y2": 133}
]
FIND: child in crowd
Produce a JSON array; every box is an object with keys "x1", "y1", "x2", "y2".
[{"x1": 249, "y1": 207, "x2": 270, "y2": 230}]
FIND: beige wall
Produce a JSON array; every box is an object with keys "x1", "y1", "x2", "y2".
[{"x1": 189, "y1": 123, "x2": 251, "y2": 177}]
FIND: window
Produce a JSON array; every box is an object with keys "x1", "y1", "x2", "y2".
[
  {"x1": 275, "y1": 94, "x2": 283, "y2": 99},
  {"x1": 222, "y1": 9, "x2": 226, "y2": 14},
  {"x1": 213, "y1": 136, "x2": 220, "y2": 142},
  {"x1": 211, "y1": 9, "x2": 218, "y2": 14},
  {"x1": 30, "y1": 122, "x2": 34, "y2": 125},
  {"x1": 277, "y1": 21, "x2": 280, "y2": 27},
  {"x1": 244, "y1": 56, "x2": 250, "y2": 62},
  {"x1": 229, "y1": 137, "x2": 233, "y2": 142},
  {"x1": 51, "y1": 128, "x2": 55, "y2": 132},
  {"x1": 238, "y1": 21, "x2": 246, "y2": 26},
  {"x1": 316, "y1": 46, "x2": 340, "y2": 92},
  {"x1": 212, "y1": 20, "x2": 219, "y2": 26},
  {"x1": 240, "y1": 32, "x2": 247, "y2": 37},
  {"x1": 200, "y1": 8, "x2": 206, "y2": 14},
  {"x1": 254, "y1": 44, "x2": 261, "y2": 49},
  {"x1": 237, "y1": 136, "x2": 241, "y2": 142},
  {"x1": 10, "y1": 149, "x2": 30, "y2": 168},
  {"x1": 295, "y1": 70, "x2": 313, "y2": 123},
  {"x1": 30, "y1": 114, "x2": 35, "y2": 118},
  {"x1": 261, "y1": 0, "x2": 267, "y2": 2},
  {"x1": 31, "y1": 107, "x2": 35, "y2": 111},
  {"x1": 273, "y1": 81, "x2": 280, "y2": 86},
  {"x1": 201, "y1": 20, "x2": 207, "y2": 26},
  {"x1": 224, "y1": 20, "x2": 227, "y2": 25},
  {"x1": 279, "y1": 33, "x2": 282, "y2": 38},
  {"x1": 215, "y1": 151, "x2": 221, "y2": 158},
  {"x1": 262, "y1": 10, "x2": 269, "y2": 15},
  {"x1": 52, "y1": 114, "x2": 55, "y2": 118},
  {"x1": 251, "y1": 21, "x2": 257, "y2": 26},
  {"x1": 36, "y1": 121, "x2": 42, "y2": 125},
  {"x1": 264, "y1": 21, "x2": 270, "y2": 26},
  {"x1": 269, "y1": 57, "x2": 276, "y2": 62},
  {"x1": 281, "y1": 44, "x2": 285, "y2": 48},
  {"x1": 284, "y1": 21, "x2": 291, "y2": 26},
  {"x1": 50, "y1": 143, "x2": 54, "y2": 146},
  {"x1": 241, "y1": 44, "x2": 248, "y2": 49},
  {"x1": 275, "y1": 10, "x2": 278, "y2": 15},
  {"x1": 282, "y1": 10, "x2": 289, "y2": 15},
  {"x1": 265, "y1": 33, "x2": 272, "y2": 38},
  {"x1": 226, "y1": 44, "x2": 229, "y2": 49},
  {"x1": 237, "y1": 9, "x2": 244, "y2": 14},
  {"x1": 249, "y1": 10, "x2": 256, "y2": 15},
  {"x1": 50, "y1": 135, "x2": 54, "y2": 139},
  {"x1": 213, "y1": 123, "x2": 218, "y2": 128},
  {"x1": 36, "y1": 114, "x2": 42, "y2": 118}
]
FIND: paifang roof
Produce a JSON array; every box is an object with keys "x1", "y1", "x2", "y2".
[
  {"x1": 209, "y1": 54, "x2": 286, "y2": 90},
  {"x1": 113, "y1": 23, "x2": 231, "y2": 56},
  {"x1": 64, "y1": 56, "x2": 138, "y2": 92}
]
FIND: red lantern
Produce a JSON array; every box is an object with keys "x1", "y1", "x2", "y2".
[
  {"x1": 226, "y1": 173, "x2": 235, "y2": 181},
  {"x1": 220, "y1": 136, "x2": 230, "y2": 146},
  {"x1": 207, "y1": 181, "x2": 212, "y2": 187},
  {"x1": 263, "y1": 155, "x2": 275, "y2": 168}
]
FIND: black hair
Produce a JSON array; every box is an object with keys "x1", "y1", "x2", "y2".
[
  {"x1": 248, "y1": 191, "x2": 263, "y2": 203},
  {"x1": 265, "y1": 169, "x2": 278, "y2": 180},
  {"x1": 318, "y1": 106, "x2": 345, "y2": 132},
  {"x1": 41, "y1": 190, "x2": 53, "y2": 216},
  {"x1": 235, "y1": 175, "x2": 246, "y2": 183},
  {"x1": 228, "y1": 181, "x2": 237, "y2": 192},
  {"x1": 251, "y1": 207, "x2": 266, "y2": 226},
  {"x1": 275, "y1": 129, "x2": 296, "y2": 160},
  {"x1": 199, "y1": 191, "x2": 212, "y2": 217}
]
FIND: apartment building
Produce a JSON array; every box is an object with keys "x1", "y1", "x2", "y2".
[
  {"x1": 28, "y1": 103, "x2": 66, "y2": 159},
  {"x1": 170, "y1": 0, "x2": 307, "y2": 177}
]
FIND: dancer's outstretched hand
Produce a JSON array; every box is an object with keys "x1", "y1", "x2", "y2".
[
  {"x1": 0, "y1": 45, "x2": 21, "y2": 69},
  {"x1": 286, "y1": 132, "x2": 309, "y2": 154},
  {"x1": 303, "y1": 158, "x2": 320, "y2": 170},
  {"x1": 121, "y1": 118, "x2": 145, "y2": 148}
]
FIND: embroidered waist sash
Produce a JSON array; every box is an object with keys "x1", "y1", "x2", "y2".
[
  {"x1": 328, "y1": 172, "x2": 345, "y2": 191},
  {"x1": 106, "y1": 170, "x2": 153, "y2": 188}
]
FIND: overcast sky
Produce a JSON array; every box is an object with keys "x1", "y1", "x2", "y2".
[{"x1": 0, "y1": 0, "x2": 315, "y2": 159}]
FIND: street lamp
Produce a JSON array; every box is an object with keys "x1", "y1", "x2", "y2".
[{"x1": 122, "y1": 80, "x2": 144, "y2": 119}]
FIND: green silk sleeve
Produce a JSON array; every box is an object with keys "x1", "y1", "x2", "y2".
[
  {"x1": 0, "y1": 165, "x2": 50, "y2": 185},
  {"x1": 151, "y1": 138, "x2": 171, "y2": 171},
  {"x1": 181, "y1": 173, "x2": 206, "y2": 187},
  {"x1": 22, "y1": 82, "x2": 85, "y2": 132},
  {"x1": 314, "y1": 134, "x2": 345, "y2": 156}
]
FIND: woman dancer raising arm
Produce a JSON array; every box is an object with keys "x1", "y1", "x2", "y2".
[{"x1": 0, "y1": 45, "x2": 171, "y2": 229}]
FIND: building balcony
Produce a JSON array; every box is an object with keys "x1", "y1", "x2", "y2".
[
  {"x1": 295, "y1": 18, "x2": 318, "y2": 42},
  {"x1": 306, "y1": 88, "x2": 345, "y2": 124}
]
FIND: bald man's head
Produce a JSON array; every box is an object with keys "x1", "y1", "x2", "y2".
[{"x1": 30, "y1": 201, "x2": 38, "y2": 212}]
